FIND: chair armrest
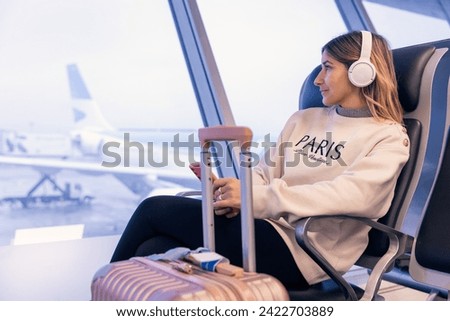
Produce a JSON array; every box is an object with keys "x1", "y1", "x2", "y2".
[{"x1": 295, "y1": 215, "x2": 409, "y2": 301}]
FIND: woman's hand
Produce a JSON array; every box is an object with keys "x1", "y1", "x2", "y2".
[{"x1": 212, "y1": 177, "x2": 241, "y2": 218}]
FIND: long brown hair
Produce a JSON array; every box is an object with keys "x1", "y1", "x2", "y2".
[{"x1": 322, "y1": 31, "x2": 403, "y2": 123}]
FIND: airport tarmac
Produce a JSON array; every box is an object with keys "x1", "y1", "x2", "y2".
[{"x1": 0, "y1": 165, "x2": 142, "y2": 246}]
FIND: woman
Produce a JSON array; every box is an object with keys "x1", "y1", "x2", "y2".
[{"x1": 110, "y1": 31, "x2": 409, "y2": 290}]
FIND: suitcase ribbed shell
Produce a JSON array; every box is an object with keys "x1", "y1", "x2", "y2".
[{"x1": 92, "y1": 257, "x2": 289, "y2": 301}]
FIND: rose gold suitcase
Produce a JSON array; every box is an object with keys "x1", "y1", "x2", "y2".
[{"x1": 91, "y1": 126, "x2": 289, "y2": 301}]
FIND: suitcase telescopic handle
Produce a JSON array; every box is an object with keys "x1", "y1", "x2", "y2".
[
  {"x1": 198, "y1": 125, "x2": 256, "y2": 272},
  {"x1": 199, "y1": 125, "x2": 253, "y2": 148}
]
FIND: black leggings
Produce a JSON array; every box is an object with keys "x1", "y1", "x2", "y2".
[{"x1": 111, "y1": 195, "x2": 309, "y2": 289}]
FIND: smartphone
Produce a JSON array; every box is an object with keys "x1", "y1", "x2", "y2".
[{"x1": 189, "y1": 162, "x2": 217, "y2": 181}]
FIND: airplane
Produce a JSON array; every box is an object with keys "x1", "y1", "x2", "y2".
[
  {"x1": 0, "y1": 64, "x2": 201, "y2": 207},
  {"x1": 0, "y1": 0, "x2": 449, "y2": 310}
]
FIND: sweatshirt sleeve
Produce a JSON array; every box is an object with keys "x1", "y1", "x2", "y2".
[{"x1": 251, "y1": 126, "x2": 410, "y2": 223}]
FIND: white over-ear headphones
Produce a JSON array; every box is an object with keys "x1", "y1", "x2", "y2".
[{"x1": 348, "y1": 30, "x2": 377, "y2": 87}]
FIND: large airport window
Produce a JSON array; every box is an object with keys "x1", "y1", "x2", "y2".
[
  {"x1": 0, "y1": 0, "x2": 202, "y2": 246},
  {"x1": 197, "y1": 0, "x2": 347, "y2": 142},
  {"x1": 363, "y1": 0, "x2": 450, "y2": 48}
]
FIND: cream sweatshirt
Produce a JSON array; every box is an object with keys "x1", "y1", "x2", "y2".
[{"x1": 252, "y1": 105, "x2": 410, "y2": 284}]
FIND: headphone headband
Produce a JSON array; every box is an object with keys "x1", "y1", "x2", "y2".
[
  {"x1": 348, "y1": 31, "x2": 377, "y2": 87},
  {"x1": 359, "y1": 31, "x2": 372, "y2": 62}
]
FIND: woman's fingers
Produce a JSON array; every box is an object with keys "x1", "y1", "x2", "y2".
[{"x1": 214, "y1": 207, "x2": 240, "y2": 219}]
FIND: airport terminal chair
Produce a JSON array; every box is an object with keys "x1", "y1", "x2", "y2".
[
  {"x1": 403, "y1": 127, "x2": 450, "y2": 301},
  {"x1": 288, "y1": 44, "x2": 436, "y2": 301}
]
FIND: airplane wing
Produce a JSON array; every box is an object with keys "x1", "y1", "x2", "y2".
[
  {"x1": 0, "y1": 155, "x2": 200, "y2": 195},
  {"x1": 0, "y1": 155, "x2": 192, "y2": 177}
]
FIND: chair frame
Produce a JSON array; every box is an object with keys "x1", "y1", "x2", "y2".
[
  {"x1": 407, "y1": 128, "x2": 450, "y2": 300},
  {"x1": 295, "y1": 215, "x2": 410, "y2": 300}
]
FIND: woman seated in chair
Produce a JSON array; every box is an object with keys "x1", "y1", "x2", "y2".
[{"x1": 110, "y1": 30, "x2": 410, "y2": 290}]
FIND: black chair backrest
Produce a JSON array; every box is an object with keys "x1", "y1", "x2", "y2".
[
  {"x1": 299, "y1": 45, "x2": 436, "y2": 112},
  {"x1": 298, "y1": 45, "x2": 436, "y2": 264},
  {"x1": 414, "y1": 127, "x2": 450, "y2": 274}
]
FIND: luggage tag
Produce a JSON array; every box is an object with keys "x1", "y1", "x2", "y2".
[
  {"x1": 147, "y1": 247, "x2": 244, "y2": 277},
  {"x1": 186, "y1": 252, "x2": 244, "y2": 278}
]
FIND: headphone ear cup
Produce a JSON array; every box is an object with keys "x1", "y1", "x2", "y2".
[{"x1": 348, "y1": 59, "x2": 376, "y2": 87}]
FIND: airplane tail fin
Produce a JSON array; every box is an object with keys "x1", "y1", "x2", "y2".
[{"x1": 67, "y1": 64, "x2": 115, "y2": 132}]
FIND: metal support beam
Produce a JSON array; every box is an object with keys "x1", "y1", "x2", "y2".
[
  {"x1": 334, "y1": 0, "x2": 376, "y2": 32},
  {"x1": 438, "y1": 0, "x2": 450, "y2": 27},
  {"x1": 168, "y1": 0, "x2": 238, "y2": 178}
]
